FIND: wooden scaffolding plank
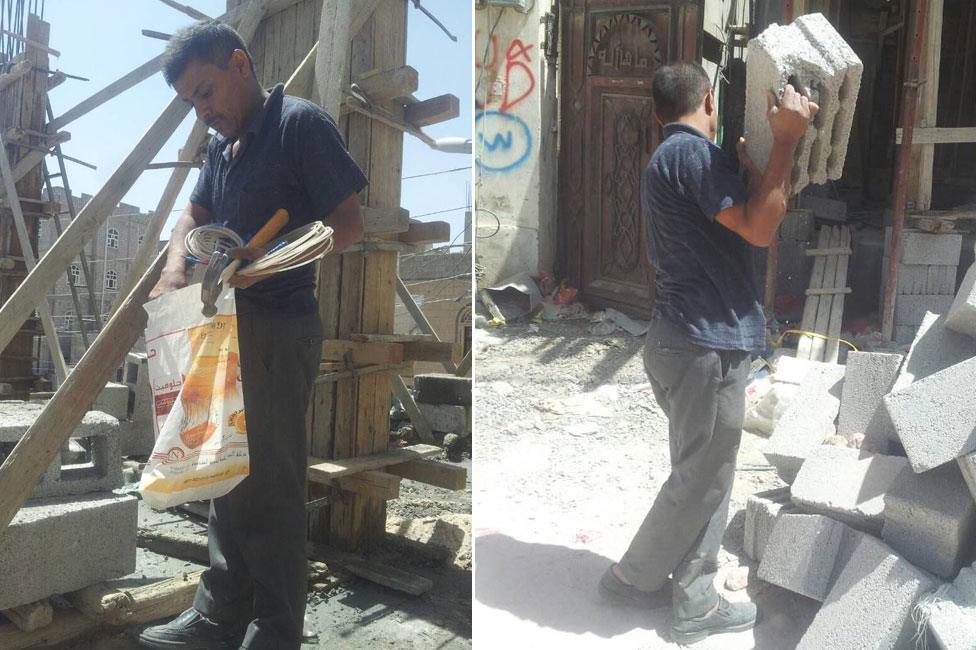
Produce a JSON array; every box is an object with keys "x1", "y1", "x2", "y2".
[
  {"x1": 810, "y1": 226, "x2": 842, "y2": 362},
  {"x1": 824, "y1": 226, "x2": 852, "y2": 363},
  {"x1": 796, "y1": 227, "x2": 830, "y2": 359},
  {"x1": 308, "y1": 444, "x2": 441, "y2": 481}
]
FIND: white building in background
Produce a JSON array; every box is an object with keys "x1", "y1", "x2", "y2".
[{"x1": 35, "y1": 187, "x2": 155, "y2": 379}]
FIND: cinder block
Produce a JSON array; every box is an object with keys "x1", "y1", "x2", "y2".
[
  {"x1": 771, "y1": 355, "x2": 835, "y2": 385},
  {"x1": 885, "y1": 229, "x2": 963, "y2": 266},
  {"x1": 744, "y1": 487, "x2": 798, "y2": 563},
  {"x1": 884, "y1": 356, "x2": 976, "y2": 473},
  {"x1": 746, "y1": 13, "x2": 863, "y2": 194},
  {"x1": 946, "y1": 261, "x2": 976, "y2": 338},
  {"x1": 122, "y1": 352, "x2": 155, "y2": 457},
  {"x1": 0, "y1": 402, "x2": 122, "y2": 499},
  {"x1": 882, "y1": 462, "x2": 976, "y2": 579},
  {"x1": 417, "y1": 403, "x2": 469, "y2": 436},
  {"x1": 413, "y1": 374, "x2": 471, "y2": 407},
  {"x1": 924, "y1": 561, "x2": 976, "y2": 650},
  {"x1": 892, "y1": 310, "x2": 976, "y2": 392},
  {"x1": 893, "y1": 325, "x2": 918, "y2": 346},
  {"x1": 780, "y1": 208, "x2": 816, "y2": 241},
  {"x1": 836, "y1": 351, "x2": 902, "y2": 440},
  {"x1": 790, "y1": 446, "x2": 908, "y2": 534},
  {"x1": 796, "y1": 534, "x2": 937, "y2": 650},
  {"x1": 764, "y1": 363, "x2": 845, "y2": 483},
  {"x1": 0, "y1": 493, "x2": 138, "y2": 610},
  {"x1": 758, "y1": 514, "x2": 859, "y2": 601},
  {"x1": 958, "y1": 453, "x2": 976, "y2": 504},
  {"x1": 93, "y1": 382, "x2": 129, "y2": 421},
  {"x1": 892, "y1": 263, "x2": 958, "y2": 295},
  {"x1": 799, "y1": 194, "x2": 847, "y2": 223},
  {"x1": 894, "y1": 294, "x2": 954, "y2": 327}
]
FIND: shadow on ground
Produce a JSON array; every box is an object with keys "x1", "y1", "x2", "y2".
[{"x1": 475, "y1": 532, "x2": 819, "y2": 649}]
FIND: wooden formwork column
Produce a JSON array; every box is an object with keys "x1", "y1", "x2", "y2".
[
  {"x1": 0, "y1": 15, "x2": 51, "y2": 396},
  {"x1": 308, "y1": 0, "x2": 406, "y2": 552}
]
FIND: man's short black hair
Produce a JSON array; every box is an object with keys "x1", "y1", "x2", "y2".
[
  {"x1": 651, "y1": 63, "x2": 711, "y2": 124},
  {"x1": 162, "y1": 20, "x2": 253, "y2": 86}
]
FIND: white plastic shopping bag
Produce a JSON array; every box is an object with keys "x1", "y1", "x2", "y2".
[{"x1": 139, "y1": 285, "x2": 248, "y2": 509}]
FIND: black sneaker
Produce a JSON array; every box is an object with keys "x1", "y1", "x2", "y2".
[
  {"x1": 138, "y1": 608, "x2": 245, "y2": 649},
  {"x1": 598, "y1": 564, "x2": 672, "y2": 609},
  {"x1": 670, "y1": 596, "x2": 757, "y2": 645}
]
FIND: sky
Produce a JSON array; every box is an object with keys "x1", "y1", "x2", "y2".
[{"x1": 40, "y1": 0, "x2": 472, "y2": 243}]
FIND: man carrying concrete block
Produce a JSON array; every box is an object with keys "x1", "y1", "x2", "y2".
[{"x1": 598, "y1": 62, "x2": 817, "y2": 645}]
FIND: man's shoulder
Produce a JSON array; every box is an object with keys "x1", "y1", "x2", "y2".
[{"x1": 279, "y1": 94, "x2": 338, "y2": 128}]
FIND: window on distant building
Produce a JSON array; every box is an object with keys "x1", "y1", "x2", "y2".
[
  {"x1": 105, "y1": 269, "x2": 118, "y2": 290},
  {"x1": 138, "y1": 234, "x2": 144, "y2": 246},
  {"x1": 107, "y1": 228, "x2": 119, "y2": 248},
  {"x1": 64, "y1": 310, "x2": 74, "y2": 331},
  {"x1": 69, "y1": 264, "x2": 81, "y2": 285}
]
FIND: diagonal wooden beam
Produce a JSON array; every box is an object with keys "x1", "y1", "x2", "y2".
[
  {"x1": 155, "y1": 0, "x2": 211, "y2": 21},
  {"x1": 0, "y1": 249, "x2": 168, "y2": 539}
]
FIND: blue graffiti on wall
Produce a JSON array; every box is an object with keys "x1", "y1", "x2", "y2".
[{"x1": 476, "y1": 110, "x2": 533, "y2": 173}]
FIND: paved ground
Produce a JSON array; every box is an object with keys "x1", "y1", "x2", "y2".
[
  {"x1": 473, "y1": 320, "x2": 819, "y2": 649},
  {"x1": 45, "y1": 456, "x2": 472, "y2": 649}
]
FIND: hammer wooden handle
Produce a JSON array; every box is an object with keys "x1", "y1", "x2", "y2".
[{"x1": 220, "y1": 208, "x2": 290, "y2": 283}]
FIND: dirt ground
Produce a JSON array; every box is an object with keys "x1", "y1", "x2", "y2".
[
  {"x1": 47, "y1": 455, "x2": 472, "y2": 650},
  {"x1": 473, "y1": 319, "x2": 820, "y2": 649}
]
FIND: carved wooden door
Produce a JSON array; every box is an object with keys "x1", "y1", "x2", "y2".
[{"x1": 559, "y1": 1, "x2": 703, "y2": 317}]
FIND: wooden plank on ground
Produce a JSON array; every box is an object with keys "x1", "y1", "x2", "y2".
[
  {"x1": 810, "y1": 226, "x2": 842, "y2": 362},
  {"x1": 67, "y1": 570, "x2": 202, "y2": 626},
  {"x1": 136, "y1": 527, "x2": 210, "y2": 565},
  {"x1": 387, "y1": 459, "x2": 466, "y2": 490},
  {"x1": 308, "y1": 443, "x2": 441, "y2": 481},
  {"x1": 1, "y1": 600, "x2": 52, "y2": 632},
  {"x1": 306, "y1": 542, "x2": 432, "y2": 595},
  {"x1": 0, "y1": 609, "x2": 99, "y2": 649}
]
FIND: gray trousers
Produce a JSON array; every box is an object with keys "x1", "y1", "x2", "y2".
[
  {"x1": 618, "y1": 315, "x2": 750, "y2": 620},
  {"x1": 194, "y1": 306, "x2": 322, "y2": 649}
]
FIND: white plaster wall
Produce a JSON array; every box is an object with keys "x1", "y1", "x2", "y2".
[{"x1": 475, "y1": 1, "x2": 556, "y2": 287}]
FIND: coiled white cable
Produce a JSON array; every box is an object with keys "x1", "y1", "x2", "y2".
[{"x1": 184, "y1": 225, "x2": 244, "y2": 261}]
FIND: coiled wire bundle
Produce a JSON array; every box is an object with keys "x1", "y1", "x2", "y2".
[{"x1": 184, "y1": 222, "x2": 335, "y2": 280}]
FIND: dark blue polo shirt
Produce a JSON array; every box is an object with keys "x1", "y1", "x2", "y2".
[
  {"x1": 642, "y1": 123, "x2": 765, "y2": 353},
  {"x1": 191, "y1": 83, "x2": 368, "y2": 313}
]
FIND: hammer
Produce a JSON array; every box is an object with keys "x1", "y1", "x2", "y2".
[{"x1": 200, "y1": 208, "x2": 290, "y2": 317}]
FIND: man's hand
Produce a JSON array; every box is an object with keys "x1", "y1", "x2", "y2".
[
  {"x1": 149, "y1": 268, "x2": 188, "y2": 300},
  {"x1": 226, "y1": 246, "x2": 266, "y2": 289},
  {"x1": 767, "y1": 84, "x2": 819, "y2": 146}
]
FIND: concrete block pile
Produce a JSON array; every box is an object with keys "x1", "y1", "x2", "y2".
[
  {"x1": 745, "y1": 12, "x2": 863, "y2": 195},
  {"x1": 884, "y1": 228, "x2": 963, "y2": 344},
  {"x1": 749, "y1": 258, "x2": 976, "y2": 646},
  {"x1": 413, "y1": 373, "x2": 472, "y2": 442},
  {"x1": 0, "y1": 399, "x2": 135, "y2": 610}
]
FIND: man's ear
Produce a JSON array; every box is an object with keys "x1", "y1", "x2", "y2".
[
  {"x1": 230, "y1": 49, "x2": 250, "y2": 78},
  {"x1": 703, "y1": 88, "x2": 716, "y2": 116}
]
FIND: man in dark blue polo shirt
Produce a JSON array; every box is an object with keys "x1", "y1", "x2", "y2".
[
  {"x1": 597, "y1": 63, "x2": 817, "y2": 644},
  {"x1": 140, "y1": 21, "x2": 367, "y2": 650}
]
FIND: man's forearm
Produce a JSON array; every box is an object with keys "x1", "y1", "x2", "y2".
[{"x1": 744, "y1": 140, "x2": 797, "y2": 244}]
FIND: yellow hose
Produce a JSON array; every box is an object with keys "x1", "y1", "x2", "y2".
[{"x1": 774, "y1": 329, "x2": 859, "y2": 352}]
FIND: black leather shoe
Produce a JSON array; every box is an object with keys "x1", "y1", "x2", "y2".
[
  {"x1": 138, "y1": 608, "x2": 245, "y2": 649},
  {"x1": 670, "y1": 596, "x2": 757, "y2": 645},
  {"x1": 598, "y1": 564, "x2": 672, "y2": 609}
]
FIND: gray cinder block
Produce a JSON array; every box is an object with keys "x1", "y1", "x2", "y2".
[
  {"x1": 758, "y1": 514, "x2": 860, "y2": 601},
  {"x1": 93, "y1": 382, "x2": 130, "y2": 422},
  {"x1": 886, "y1": 229, "x2": 963, "y2": 266},
  {"x1": 799, "y1": 194, "x2": 847, "y2": 223},
  {"x1": 836, "y1": 351, "x2": 902, "y2": 441},
  {"x1": 123, "y1": 352, "x2": 155, "y2": 457},
  {"x1": 0, "y1": 401, "x2": 122, "y2": 499},
  {"x1": 790, "y1": 446, "x2": 908, "y2": 534},
  {"x1": 893, "y1": 263, "x2": 958, "y2": 296},
  {"x1": 884, "y1": 356, "x2": 976, "y2": 473},
  {"x1": 413, "y1": 374, "x2": 471, "y2": 407},
  {"x1": 923, "y1": 561, "x2": 976, "y2": 650},
  {"x1": 744, "y1": 487, "x2": 798, "y2": 563},
  {"x1": 764, "y1": 363, "x2": 845, "y2": 483},
  {"x1": 417, "y1": 403, "x2": 470, "y2": 436},
  {"x1": 745, "y1": 13, "x2": 863, "y2": 194},
  {"x1": 796, "y1": 534, "x2": 937, "y2": 650},
  {"x1": 958, "y1": 453, "x2": 976, "y2": 504},
  {"x1": 946, "y1": 262, "x2": 976, "y2": 339},
  {"x1": 894, "y1": 311, "x2": 976, "y2": 390},
  {"x1": 0, "y1": 493, "x2": 138, "y2": 610},
  {"x1": 882, "y1": 462, "x2": 976, "y2": 579},
  {"x1": 894, "y1": 295, "x2": 955, "y2": 327}
]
